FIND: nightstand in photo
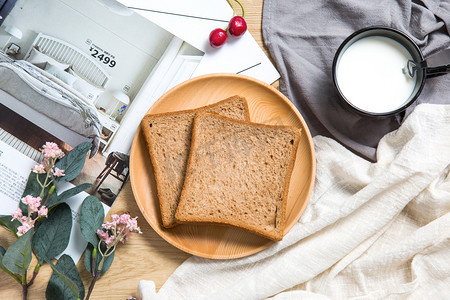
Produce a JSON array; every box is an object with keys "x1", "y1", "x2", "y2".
[{"x1": 96, "y1": 111, "x2": 120, "y2": 154}]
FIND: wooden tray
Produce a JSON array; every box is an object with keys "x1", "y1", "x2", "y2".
[{"x1": 130, "y1": 74, "x2": 316, "y2": 259}]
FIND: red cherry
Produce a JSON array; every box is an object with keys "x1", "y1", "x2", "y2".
[
  {"x1": 228, "y1": 16, "x2": 247, "y2": 37},
  {"x1": 209, "y1": 28, "x2": 228, "y2": 48}
]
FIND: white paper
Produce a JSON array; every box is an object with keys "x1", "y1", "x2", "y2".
[
  {"x1": 0, "y1": 140, "x2": 109, "y2": 263},
  {"x1": 118, "y1": 0, "x2": 280, "y2": 84},
  {"x1": 119, "y1": 0, "x2": 233, "y2": 52},
  {"x1": 192, "y1": 31, "x2": 279, "y2": 84}
]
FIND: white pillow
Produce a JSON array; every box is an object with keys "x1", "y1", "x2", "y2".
[
  {"x1": 26, "y1": 47, "x2": 70, "y2": 70},
  {"x1": 68, "y1": 68, "x2": 104, "y2": 103},
  {"x1": 44, "y1": 63, "x2": 77, "y2": 86}
]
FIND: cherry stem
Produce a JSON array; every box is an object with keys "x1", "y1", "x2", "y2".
[
  {"x1": 227, "y1": 0, "x2": 245, "y2": 18},
  {"x1": 234, "y1": 0, "x2": 245, "y2": 18}
]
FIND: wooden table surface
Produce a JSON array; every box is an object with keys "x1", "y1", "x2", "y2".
[{"x1": 0, "y1": 1, "x2": 274, "y2": 299}]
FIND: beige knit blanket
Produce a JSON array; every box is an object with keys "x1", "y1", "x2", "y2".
[{"x1": 137, "y1": 103, "x2": 450, "y2": 300}]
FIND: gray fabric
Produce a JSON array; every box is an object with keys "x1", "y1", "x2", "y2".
[{"x1": 262, "y1": 0, "x2": 450, "y2": 161}]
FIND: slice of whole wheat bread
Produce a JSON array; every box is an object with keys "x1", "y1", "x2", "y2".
[
  {"x1": 141, "y1": 96, "x2": 250, "y2": 228},
  {"x1": 175, "y1": 112, "x2": 301, "y2": 241}
]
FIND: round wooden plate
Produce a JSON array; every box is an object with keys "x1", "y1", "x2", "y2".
[{"x1": 130, "y1": 73, "x2": 316, "y2": 259}]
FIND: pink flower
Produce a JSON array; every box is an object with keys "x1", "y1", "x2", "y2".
[
  {"x1": 42, "y1": 142, "x2": 64, "y2": 159},
  {"x1": 101, "y1": 221, "x2": 115, "y2": 230},
  {"x1": 17, "y1": 221, "x2": 34, "y2": 236},
  {"x1": 119, "y1": 214, "x2": 130, "y2": 223},
  {"x1": 38, "y1": 206, "x2": 48, "y2": 218},
  {"x1": 127, "y1": 217, "x2": 142, "y2": 234},
  {"x1": 97, "y1": 229, "x2": 108, "y2": 240},
  {"x1": 97, "y1": 229, "x2": 114, "y2": 247},
  {"x1": 31, "y1": 164, "x2": 46, "y2": 174},
  {"x1": 21, "y1": 195, "x2": 42, "y2": 213},
  {"x1": 111, "y1": 214, "x2": 120, "y2": 223},
  {"x1": 11, "y1": 208, "x2": 23, "y2": 221},
  {"x1": 12, "y1": 195, "x2": 48, "y2": 236},
  {"x1": 97, "y1": 213, "x2": 141, "y2": 248},
  {"x1": 52, "y1": 167, "x2": 65, "y2": 177}
]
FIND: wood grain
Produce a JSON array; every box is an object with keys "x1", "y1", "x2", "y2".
[{"x1": 0, "y1": 1, "x2": 288, "y2": 298}]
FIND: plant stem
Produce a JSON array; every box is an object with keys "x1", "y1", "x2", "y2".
[
  {"x1": 85, "y1": 241, "x2": 117, "y2": 299},
  {"x1": 22, "y1": 283, "x2": 27, "y2": 300},
  {"x1": 38, "y1": 158, "x2": 56, "y2": 199},
  {"x1": 227, "y1": 0, "x2": 245, "y2": 18},
  {"x1": 90, "y1": 256, "x2": 96, "y2": 277},
  {"x1": 22, "y1": 270, "x2": 27, "y2": 300},
  {"x1": 26, "y1": 270, "x2": 38, "y2": 287},
  {"x1": 86, "y1": 244, "x2": 108, "y2": 300},
  {"x1": 85, "y1": 270, "x2": 100, "y2": 300},
  {"x1": 42, "y1": 191, "x2": 51, "y2": 207}
]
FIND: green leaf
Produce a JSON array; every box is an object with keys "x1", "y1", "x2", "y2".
[
  {"x1": 32, "y1": 203, "x2": 72, "y2": 263},
  {"x1": 80, "y1": 196, "x2": 104, "y2": 246},
  {"x1": 46, "y1": 255, "x2": 84, "y2": 300},
  {"x1": 0, "y1": 215, "x2": 21, "y2": 238},
  {"x1": 84, "y1": 243, "x2": 115, "y2": 277},
  {"x1": 55, "y1": 142, "x2": 91, "y2": 182},
  {"x1": 0, "y1": 245, "x2": 21, "y2": 284},
  {"x1": 0, "y1": 245, "x2": 6, "y2": 270},
  {"x1": 2, "y1": 229, "x2": 33, "y2": 275},
  {"x1": 46, "y1": 183, "x2": 92, "y2": 209}
]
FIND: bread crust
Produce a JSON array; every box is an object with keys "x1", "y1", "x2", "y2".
[
  {"x1": 140, "y1": 95, "x2": 250, "y2": 126},
  {"x1": 175, "y1": 111, "x2": 301, "y2": 241},
  {"x1": 141, "y1": 96, "x2": 250, "y2": 228}
]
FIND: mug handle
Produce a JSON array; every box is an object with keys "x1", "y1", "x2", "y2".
[{"x1": 407, "y1": 48, "x2": 450, "y2": 78}]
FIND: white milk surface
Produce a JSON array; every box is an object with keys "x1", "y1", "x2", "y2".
[{"x1": 336, "y1": 36, "x2": 417, "y2": 114}]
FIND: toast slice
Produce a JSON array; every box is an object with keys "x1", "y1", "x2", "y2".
[
  {"x1": 175, "y1": 112, "x2": 301, "y2": 241},
  {"x1": 141, "y1": 96, "x2": 250, "y2": 228}
]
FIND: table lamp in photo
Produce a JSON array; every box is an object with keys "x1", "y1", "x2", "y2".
[
  {"x1": 110, "y1": 90, "x2": 130, "y2": 120},
  {"x1": 3, "y1": 25, "x2": 22, "y2": 52}
]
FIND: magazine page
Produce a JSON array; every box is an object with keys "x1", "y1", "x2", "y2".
[
  {"x1": 0, "y1": 0, "x2": 202, "y2": 207},
  {"x1": 0, "y1": 0, "x2": 204, "y2": 265}
]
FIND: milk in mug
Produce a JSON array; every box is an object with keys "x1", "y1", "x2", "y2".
[{"x1": 336, "y1": 36, "x2": 417, "y2": 114}]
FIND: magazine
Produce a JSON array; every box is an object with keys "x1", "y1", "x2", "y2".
[
  {"x1": 0, "y1": 0, "x2": 206, "y2": 207},
  {"x1": 0, "y1": 0, "x2": 206, "y2": 265}
]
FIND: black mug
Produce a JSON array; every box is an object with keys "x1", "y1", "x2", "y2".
[{"x1": 332, "y1": 26, "x2": 450, "y2": 117}]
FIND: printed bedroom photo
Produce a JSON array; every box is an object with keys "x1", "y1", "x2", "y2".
[{"x1": 0, "y1": 0, "x2": 203, "y2": 206}]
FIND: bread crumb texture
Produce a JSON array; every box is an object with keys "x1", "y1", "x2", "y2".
[
  {"x1": 176, "y1": 112, "x2": 301, "y2": 241},
  {"x1": 141, "y1": 96, "x2": 249, "y2": 228}
]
